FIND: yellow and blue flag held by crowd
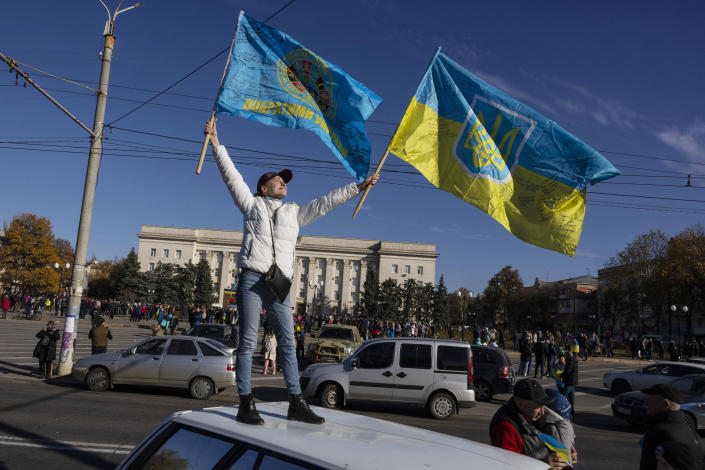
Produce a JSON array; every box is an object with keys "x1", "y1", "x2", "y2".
[
  {"x1": 388, "y1": 49, "x2": 619, "y2": 255},
  {"x1": 215, "y1": 11, "x2": 382, "y2": 182}
]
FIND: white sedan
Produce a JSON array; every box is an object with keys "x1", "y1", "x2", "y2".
[{"x1": 603, "y1": 361, "x2": 705, "y2": 395}]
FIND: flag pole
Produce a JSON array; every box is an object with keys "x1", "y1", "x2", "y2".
[
  {"x1": 196, "y1": 11, "x2": 243, "y2": 175},
  {"x1": 352, "y1": 46, "x2": 442, "y2": 219},
  {"x1": 352, "y1": 147, "x2": 390, "y2": 218}
]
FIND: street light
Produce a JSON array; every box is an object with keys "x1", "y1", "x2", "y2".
[
  {"x1": 308, "y1": 280, "x2": 322, "y2": 316},
  {"x1": 670, "y1": 304, "x2": 688, "y2": 348},
  {"x1": 54, "y1": 262, "x2": 71, "y2": 314},
  {"x1": 457, "y1": 291, "x2": 466, "y2": 342}
]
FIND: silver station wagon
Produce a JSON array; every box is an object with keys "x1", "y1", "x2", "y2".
[{"x1": 72, "y1": 335, "x2": 235, "y2": 400}]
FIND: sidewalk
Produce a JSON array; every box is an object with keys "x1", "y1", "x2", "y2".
[{"x1": 503, "y1": 349, "x2": 655, "y2": 368}]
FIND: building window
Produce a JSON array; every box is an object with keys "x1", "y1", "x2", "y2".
[
  {"x1": 299, "y1": 289, "x2": 305, "y2": 298},
  {"x1": 150, "y1": 248, "x2": 156, "y2": 257},
  {"x1": 336, "y1": 261, "x2": 342, "y2": 270},
  {"x1": 215, "y1": 269, "x2": 221, "y2": 278},
  {"x1": 216, "y1": 253, "x2": 223, "y2": 264},
  {"x1": 300, "y1": 274, "x2": 306, "y2": 283},
  {"x1": 335, "y1": 276, "x2": 340, "y2": 285},
  {"x1": 417, "y1": 266, "x2": 424, "y2": 275},
  {"x1": 334, "y1": 291, "x2": 340, "y2": 300},
  {"x1": 392, "y1": 264, "x2": 398, "y2": 274},
  {"x1": 302, "y1": 259, "x2": 309, "y2": 268},
  {"x1": 353, "y1": 263, "x2": 360, "y2": 272},
  {"x1": 351, "y1": 292, "x2": 358, "y2": 302},
  {"x1": 175, "y1": 250, "x2": 182, "y2": 259},
  {"x1": 200, "y1": 252, "x2": 206, "y2": 261},
  {"x1": 148, "y1": 263, "x2": 155, "y2": 271},
  {"x1": 163, "y1": 249, "x2": 169, "y2": 258},
  {"x1": 317, "y1": 275, "x2": 324, "y2": 285},
  {"x1": 405, "y1": 265, "x2": 411, "y2": 274},
  {"x1": 318, "y1": 260, "x2": 325, "y2": 270}
]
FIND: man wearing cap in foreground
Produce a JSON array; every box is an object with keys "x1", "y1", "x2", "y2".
[
  {"x1": 639, "y1": 383, "x2": 705, "y2": 470},
  {"x1": 490, "y1": 378, "x2": 578, "y2": 469},
  {"x1": 205, "y1": 120, "x2": 378, "y2": 425}
]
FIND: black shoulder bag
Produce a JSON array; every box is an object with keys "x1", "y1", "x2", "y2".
[{"x1": 264, "y1": 206, "x2": 292, "y2": 303}]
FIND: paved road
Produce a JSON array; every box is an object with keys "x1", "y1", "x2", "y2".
[{"x1": 0, "y1": 317, "x2": 668, "y2": 469}]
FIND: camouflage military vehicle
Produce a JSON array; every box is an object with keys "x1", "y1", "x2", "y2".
[{"x1": 306, "y1": 324, "x2": 363, "y2": 364}]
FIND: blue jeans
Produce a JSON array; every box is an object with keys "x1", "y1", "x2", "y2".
[
  {"x1": 236, "y1": 270, "x2": 299, "y2": 396},
  {"x1": 563, "y1": 385, "x2": 575, "y2": 417}
]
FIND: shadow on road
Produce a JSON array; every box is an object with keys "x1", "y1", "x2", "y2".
[
  {"x1": 573, "y1": 411, "x2": 642, "y2": 434},
  {"x1": 0, "y1": 360, "x2": 38, "y2": 378}
]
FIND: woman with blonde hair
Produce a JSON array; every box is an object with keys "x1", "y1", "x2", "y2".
[{"x1": 263, "y1": 330, "x2": 277, "y2": 376}]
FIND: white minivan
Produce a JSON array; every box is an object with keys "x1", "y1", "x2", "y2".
[{"x1": 300, "y1": 337, "x2": 475, "y2": 419}]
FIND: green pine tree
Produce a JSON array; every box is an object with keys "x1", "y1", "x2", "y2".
[
  {"x1": 433, "y1": 275, "x2": 449, "y2": 329},
  {"x1": 115, "y1": 248, "x2": 143, "y2": 303},
  {"x1": 359, "y1": 268, "x2": 378, "y2": 318},
  {"x1": 194, "y1": 259, "x2": 216, "y2": 307}
]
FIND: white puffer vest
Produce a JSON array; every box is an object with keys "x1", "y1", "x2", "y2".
[{"x1": 213, "y1": 144, "x2": 360, "y2": 279}]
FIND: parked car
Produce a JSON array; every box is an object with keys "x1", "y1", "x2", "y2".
[
  {"x1": 186, "y1": 323, "x2": 237, "y2": 349},
  {"x1": 72, "y1": 335, "x2": 236, "y2": 400},
  {"x1": 116, "y1": 402, "x2": 548, "y2": 470},
  {"x1": 470, "y1": 344, "x2": 514, "y2": 401},
  {"x1": 603, "y1": 361, "x2": 705, "y2": 395},
  {"x1": 301, "y1": 337, "x2": 475, "y2": 419},
  {"x1": 611, "y1": 374, "x2": 705, "y2": 430},
  {"x1": 306, "y1": 324, "x2": 363, "y2": 364}
]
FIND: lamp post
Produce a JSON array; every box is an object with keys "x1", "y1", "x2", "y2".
[
  {"x1": 670, "y1": 305, "x2": 688, "y2": 349},
  {"x1": 54, "y1": 262, "x2": 71, "y2": 315},
  {"x1": 457, "y1": 291, "x2": 466, "y2": 342},
  {"x1": 309, "y1": 280, "x2": 322, "y2": 316}
]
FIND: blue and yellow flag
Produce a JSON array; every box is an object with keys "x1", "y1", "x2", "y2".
[
  {"x1": 215, "y1": 11, "x2": 382, "y2": 182},
  {"x1": 536, "y1": 432, "x2": 572, "y2": 465},
  {"x1": 388, "y1": 49, "x2": 619, "y2": 255}
]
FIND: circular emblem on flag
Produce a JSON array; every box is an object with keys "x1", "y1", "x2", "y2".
[{"x1": 277, "y1": 48, "x2": 337, "y2": 119}]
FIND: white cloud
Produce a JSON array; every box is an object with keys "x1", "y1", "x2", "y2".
[
  {"x1": 549, "y1": 78, "x2": 642, "y2": 129},
  {"x1": 472, "y1": 70, "x2": 557, "y2": 115},
  {"x1": 656, "y1": 121, "x2": 705, "y2": 160},
  {"x1": 575, "y1": 249, "x2": 603, "y2": 259}
]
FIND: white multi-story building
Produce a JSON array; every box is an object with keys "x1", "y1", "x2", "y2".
[{"x1": 136, "y1": 225, "x2": 438, "y2": 317}]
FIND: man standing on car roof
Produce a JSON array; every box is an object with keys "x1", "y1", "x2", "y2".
[
  {"x1": 490, "y1": 379, "x2": 577, "y2": 469},
  {"x1": 639, "y1": 383, "x2": 705, "y2": 470}
]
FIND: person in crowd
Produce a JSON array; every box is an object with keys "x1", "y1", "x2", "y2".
[
  {"x1": 88, "y1": 317, "x2": 112, "y2": 355},
  {"x1": 204, "y1": 120, "x2": 377, "y2": 425},
  {"x1": 1, "y1": 294, "x2": 9, "y2": 319},
  {"x1": 546, "y1": 338, "x2": 556, "y2": 378},
  {"x1": 540, "y1": 388, "x2": 575, "y2": 449},
  {"x1": 519, "y1": 336, "x2": 532, "y2": 377},
  {"x1": 559, "y1": 350, "x2": 579, "y2": 417},
  {"x1": 639, "y1": 383, "x2": 705, "y2": 470},
  {"x1": 490, "y1": 379, "x2": 577, "y2": 469},
  {"x1": 534, "y1": 339, "x2": 547, "y2": 378},
  {"x1": 262, "y1": 330, "x2": 277, "y2": 376},
  {"x1": 33, "y1": 320, "x2": 60, "y2": 378}
]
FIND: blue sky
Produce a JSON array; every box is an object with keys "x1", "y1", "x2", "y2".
[{"x1": 1, "y1": 0, "x2": 704, "y2": 294}]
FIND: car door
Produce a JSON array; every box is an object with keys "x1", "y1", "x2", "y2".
[
  {"x1": 633, "y1": 364, "x2": 671, "y2": 389},
  {"x1": 393, "y1": 342, "x2": 433, "y2": 403},
  {"x1": 116, "y1": 338, "x2": 167, "y2": 384},
  {"x1": 347, "y1": 341, "x2": 396, "y2": 400},
  {"x1": 159, "y1": 338, "x2": 202, "y2": 386}
]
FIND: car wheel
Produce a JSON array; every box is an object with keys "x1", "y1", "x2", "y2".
[
  {"x1": 318, "y1": 383, "x2": 343, "y2": 409},
  {"x1": 474, "y1": 381, "x2": 493, "y2": 401},
  {"x1": 190, "y1": 377, "x2": 215, "y2": 400},
  {"x1": 428, "y1": 392, "x2": 456, "y2": 420},
  {"x1": 85, "y1": 367, "x2": 110, "y2": 392},
  {"x1": 611, "y1": 379, "x2": 631, "y2": 395},
  {"x1": 683, "y1": 412, "x2": 697, "y2": 432}
]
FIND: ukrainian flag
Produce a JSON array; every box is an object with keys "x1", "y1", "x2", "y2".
[
  {"x1": 215, "y1": 11, "x2": 382, "y2": 182},
  {"x1": 537, "y1": 432, "x2": 572, "y2": 465},
  {"x1": 388, "y1": 49, "x2": 619, "y2": 255}
]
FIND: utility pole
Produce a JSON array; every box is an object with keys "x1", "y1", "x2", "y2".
[{"x1": 57, "y1": 1, "x2": 142, "y2": 376}]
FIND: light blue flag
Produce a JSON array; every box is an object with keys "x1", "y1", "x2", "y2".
[{"x1": 215, "y1": 11, "x2": 383, "y2": 182}]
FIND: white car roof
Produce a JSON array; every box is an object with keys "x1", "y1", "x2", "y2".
[{"x1": 162, "y1": 403, "x2": 548, "y2": 470}]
